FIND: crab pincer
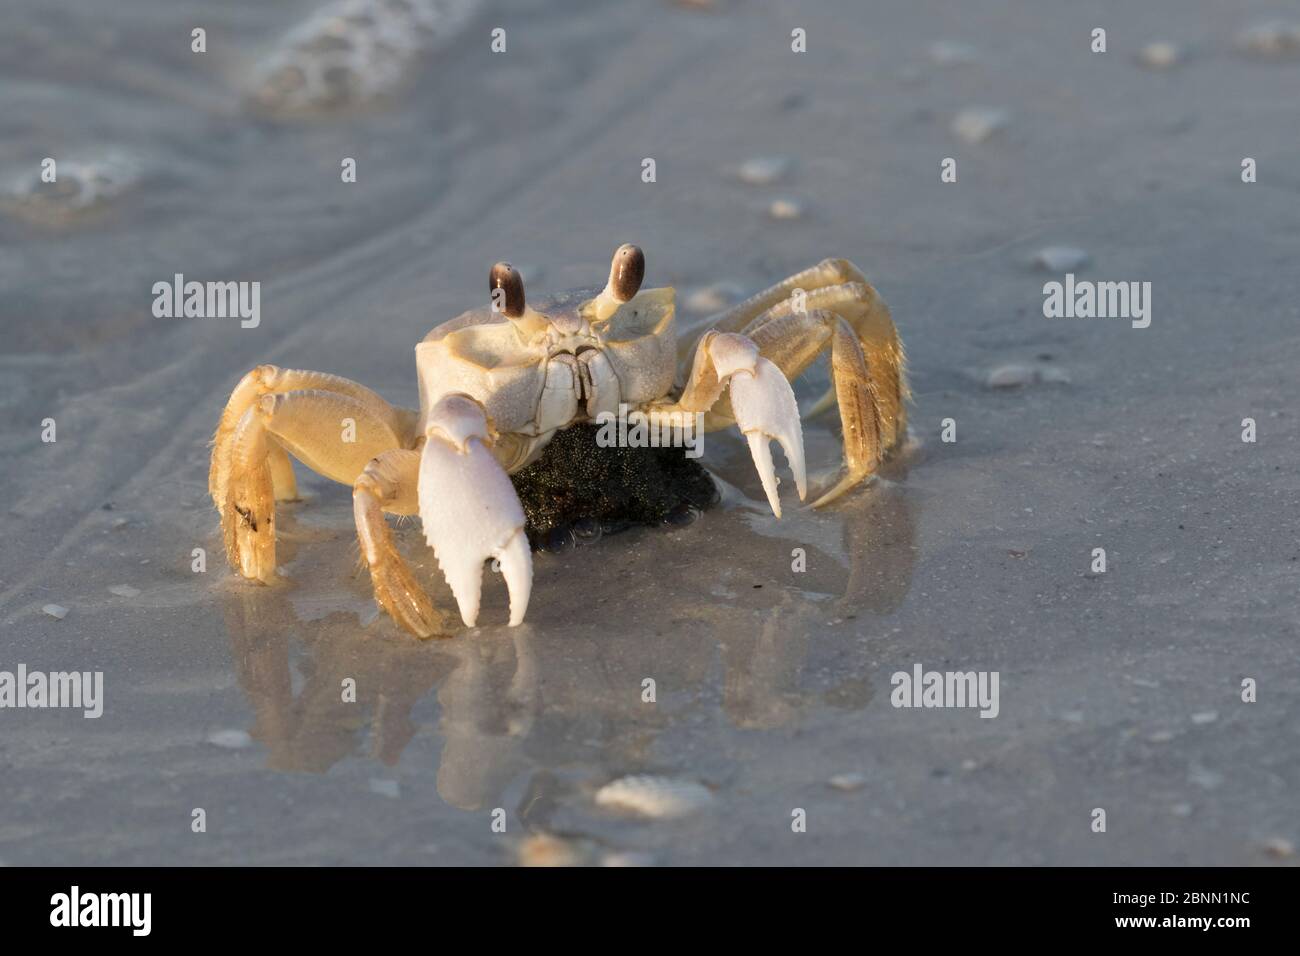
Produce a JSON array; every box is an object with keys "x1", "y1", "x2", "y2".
[
  {"x1": 417, "y1": 394, "x2": 532, "y2": 628},
  {"x1": 709, "y1": 333, "x2": 807, "y2": 518}
]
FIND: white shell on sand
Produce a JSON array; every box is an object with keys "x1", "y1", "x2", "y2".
[
  {"x1": 1032, "y1": 245, "x2": 1090, "y2": 272},
  {"x1": 1261, "y1": 837, "x2": 1294, "y2": 858},
  {"x1": 731, "y1": 155, "x2": 791, "y2": 185},
  {"x1": 1138, "y1": 42, "x2": 1182, "y2": 69},
  {"x1": 108, "y1": 584, "x2": 141, "y2": 598},
  {"x1": 594, "y1": 775, "x2": 713, "y2": 819},
  {"x1": 517, "y1": 833, "x2": 590, "y2": 867},
  {"x1": 985, "y1": 364, "x2": 1071, "y2": 389},
  {"x1": 42, "y1": 604, "x2": 68, "y2": 620},
  {"x1": 986, "y1": 364, "x2": 1037, "y2": 388},
  {"x1": 206, "y1": 729, "x2": 252, "y2": 749},
  {"x1": 828, "y1": 772, "x2": 867, "y2": 792},
  {"x1": 767, "y1": 197, "x2": 805, "y2": 220},
  {"x1": 951, "y1": 108, "x2": 1009, "y2": 144}
]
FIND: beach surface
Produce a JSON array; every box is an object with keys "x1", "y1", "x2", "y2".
[{"x1": 1, "y1": 0, "x2": 1298, "y2": 865}]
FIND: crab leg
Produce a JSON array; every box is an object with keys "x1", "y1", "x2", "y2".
[
  {"x1": 211, "y1": 364, "x2": 416, "y2": 514},
  {"x1": 741, "y1": 308, "x2": 884, "y2": 507},
  {"x1": 222, "y1": 388, "x2": 405, "y2": 582},
  {"x1": 740, "y1": 280, "x2": 906, "y2": 450},
  {"x1": 418, "y1": 394, "x2": 532, "y2": 628},
  {"x1": 354, "y1": 450, "x2": 447, "y2": 638},
  {"x1": 677, "y1": 257, "x2": 870, "y2": 359}
]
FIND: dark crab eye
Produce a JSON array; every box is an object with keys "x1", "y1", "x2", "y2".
[
  {"x1": 607, "y1": 243, "x2": 645, "y2": 303},
  {"x1": 490, "y1": 261, "x2": 525, "y2": 318}
]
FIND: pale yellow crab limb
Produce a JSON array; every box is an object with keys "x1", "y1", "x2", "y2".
[
  {"x1": 677, "y1": 258, "x2": 867, "y2": 365},
  {"x1": 654, "y1": 331, "x2": 805, "y2": 518},
  {"x1": 222, "y1": 389, "x2": 404, "y2": 582},
  {"x1": 418, "y1": 394, "x2": 532, "y2": 628},
  {"x1": 267, "y1": 443, "x2": 299, "y2": 502},
  {"x1": 726, "y1": 308, "x2": 886, "y2": 507},
  {"x1": 210, "y1": 364, "x2": 416, "y2": 513},
  {"x1": 353, "y1": 450, "x2": 447, "y2": 639},
  {"x1": 742, "y1": 281, "x2": 907, "y2": 451},
  {"x1": 812, "y1": 313, "x2": 883, "y2": 507}
]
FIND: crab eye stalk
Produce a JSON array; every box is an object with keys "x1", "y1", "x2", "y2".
[
  {"x1": 606, "y1": 243, "x2": 645, "y2": 302},
  {"x1": 490, "y1": 261, "x2": 526, "y2": 319},
  {"x1": 592, "y1": 243, "x2": 645, "y2": 321}
]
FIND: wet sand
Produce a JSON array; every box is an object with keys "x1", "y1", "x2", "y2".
[{"x1": 1, "y1": 0, "x2": 1298, "y2": 865}]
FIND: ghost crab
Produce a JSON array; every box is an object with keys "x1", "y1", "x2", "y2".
[{"x1": 209, "y1": 245, "x2": 907, "y2": 637}]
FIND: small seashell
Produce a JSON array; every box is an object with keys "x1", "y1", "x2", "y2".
[
  {"x1": 108, "y1": 584, "x2": 141, "y2": 598},
  {"x1": 951, "y1": 107, "x2": 1009, "y2": 144},
  {"x1": 42, "y1": 604, "x2": 69, "y2": 620},
  {"x1": 595, "y1": 774, "x2": 713, "y2": 819},
  {"x1": 767, "y1": 197, "x2": 805, "y2": 220},
  {"x1": 731, "y1": 155, "x2": 791, "y2": 185},
  {"x1": 827, "y1": 772, "x2": 867, "y2": 792},
  {"x1": 1190, "y1": 711, "x2": 1218, "y2": 725},
  {"x1": 601, "y1": 851, "x2": 656, "y2": 867},
  {"x1": 928, "y1": 40, "x2": 979, "y2": 66},
  {"x1": 1138, "y1": 41, "x2": 1182, "y2": 68},
  {"x1": 518, "y1": 833, "x2": 589, "y2": 867},
  {"x1": 206, "y1": 729, "x2": 252, "y2": 749},
  {"x1": 1261, "y1": 837, "x2": 1294, "y2": 858},
  {"x1": 685, "y1": 282, "x2": 746, "y2": 314},
  {"x1": 1032, "y1": 245, "x2": 1089, "y2": 272},
  {"x1": 368, "y1": 778, "x2": 401, "y2": 799},
  {"x1": 1237, "y1": 20, "x2": 1300, "y2": 58},
  {"x1": 986, "y1": 364, "x2": 1037, "y2": 388}
]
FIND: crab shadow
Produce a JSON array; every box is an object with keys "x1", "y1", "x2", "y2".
[{"x1": 216, "y1": 476, "x2": 918, "y2": 813}]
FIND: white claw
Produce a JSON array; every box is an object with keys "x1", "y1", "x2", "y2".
[
  {"x1": 729, "y1": 356, "x2": 806, "y2": 517},
  {"x1": 418, "y1": 396, "x2": 533, "y2": 628},
  {"x1": 746, "y1": 431, "x2": 784, "y2": 518},
  {"x1": 497, "y1": 530, "x2": 532, "y2": 627}
]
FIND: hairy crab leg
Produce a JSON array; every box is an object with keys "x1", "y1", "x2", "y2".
[
  {"x1": 222, "y1": 388, "x2": 403, "y2": 582},
  {"x1": 740, "y1": 281, "x2": 907, "y2": 450},
  {"x1": 211, "y1": 364, "x2": 417, "y2": 515},
  {"x1": 353, "y1": 449, "x2": 446, "y2": 638}
]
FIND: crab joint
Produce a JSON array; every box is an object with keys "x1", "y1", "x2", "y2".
[{"x1": 425, "y1": 394, "x2": 493, "y2": 453}]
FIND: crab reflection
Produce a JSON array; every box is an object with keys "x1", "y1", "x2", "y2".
[{"x1": 219, "y1": 479, "x2": 917, "y2": 812}]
